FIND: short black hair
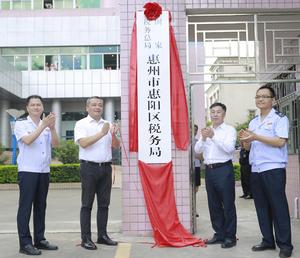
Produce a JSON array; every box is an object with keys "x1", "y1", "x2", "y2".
[
  {"x1": 194, "y1": 124, "x2": 198, "y2": 130},
  {"x1": 86, "y1": 96, "x2": 103, "y2": 106},
  {"x1": 26, "y1": 95, "x2": 43, "y2": 105},
  {"x1": 257, "y1": 85, "x2": 276, "y2": 98},
  {"x1": 209, "y1": 102, "x2": 227, "y2": 112}
]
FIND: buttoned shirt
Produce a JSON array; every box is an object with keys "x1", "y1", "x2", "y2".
[
  {"x1": 14, "y1": 116, "x2": 52, "y2": 173},
  {"x1": 194, "y1": 123, "x2": 237, "y2": 165},
  {"x1": 249, "y1": 108, "x2": 289, "y2": 173},
  {"x1": 74, "y1": 115, "x2": 112, "y2": 163}
]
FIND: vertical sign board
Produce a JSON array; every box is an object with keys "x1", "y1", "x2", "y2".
[{"x1": 136, "y1": 11, "x2": 171, "y2": 164}]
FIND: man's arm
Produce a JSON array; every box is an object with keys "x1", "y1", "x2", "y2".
[
  {"x1": 21, "y1": 113, "x2": 56, "y2": 145},
  {"x1": 240, "y1": 129, "x2": 287, "y2": 147},
  {"x1": 77, "y1": 122, "x2": 110, "y2": 148}
]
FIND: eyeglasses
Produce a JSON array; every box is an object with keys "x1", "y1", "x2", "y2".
[{"x1": 254, "y1": 95, "x2": 273, "y2": 99}]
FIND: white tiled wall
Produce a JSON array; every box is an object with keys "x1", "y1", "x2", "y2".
[
  {"x1": 21, "y1": 70, "x2": 120, "y2": 98},
  {"x1": 0, "y1": 15, "x2": 120, "y2": 47}
]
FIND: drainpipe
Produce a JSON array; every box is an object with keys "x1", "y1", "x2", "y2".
[{"x1": 296, "y1": 92, "x2": 300, "y2": 219}]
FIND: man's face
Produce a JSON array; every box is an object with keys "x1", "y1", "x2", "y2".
[
  {"x1": 26, "y1": 98, "x2": 44, "y2": 118},
  {"x1": 86, "y1": 98, "x2": 103, "y2": 120},
  {"x1": 255, "y1": 88, "x2": 274, "y2": 110},
  {"x1": 210, "y1": 105, "x2": 225, "y2": 126}
]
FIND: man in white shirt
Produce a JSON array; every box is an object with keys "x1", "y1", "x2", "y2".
[
  {"x1": 195, "y1": 102, "x2": 237, "y2": 248},
  {"x1": 74, "y1": 96, "x2": 120, "y2": 250},
  {"x1": 14, "y1": 95, "x2": 59, "y2": 255}
]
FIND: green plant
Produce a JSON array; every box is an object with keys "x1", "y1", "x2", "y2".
[
  {"x1": 0, "y1": 164, "x2": 81, "y2": 184},
  {"x1": 54, "y1": 140, "x2": 79, "y2": 164},
  {"x1": 0, "y1": 143, "x2": 9, "y2": 165}
]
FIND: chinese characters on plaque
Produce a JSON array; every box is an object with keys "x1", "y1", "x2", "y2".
[{"x1": 137, "y1": 11, "x2": 171, "y2": 163}]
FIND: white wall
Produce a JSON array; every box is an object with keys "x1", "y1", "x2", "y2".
[
  {"x1": 0, "y1": 15, "x2": 120, "y2": 47},
  {"x1": 21, "y1": 69, "x2": 120, "y2": 98}
]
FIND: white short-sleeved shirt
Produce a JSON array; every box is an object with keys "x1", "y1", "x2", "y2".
[
  {"x1": 14, "y1": 116, "x2": 52, "y2": 173},
  {"x1": 74, "y1": 115, "x2": 112, "y2": 163},
  {"x1": 194, "y1": 123, "x2": 237, "y2": 165},
  {"x1": 249, "y1": 108, "x2": 289, "y2": 173}
]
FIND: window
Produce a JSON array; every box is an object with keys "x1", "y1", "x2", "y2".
[
  {"x1": 1, "y1": 0, "x2": 10, "y2": 9},
  {"x1": 45, "y1": 55, "x2": 58, "y2": 70},
  {"x1": 74, "y1": 55, "x2": 86, "y2": 70},
  {"x1": 2, "y1": 56, "x2": 14, "y2": 66},
  {"x1": 44, "y1": 0, "x2": 53, "y2": 8},
  {"x1": 32, "y1": 55, "x2": 44, "y2": 70},
  {"x1": 104, "y1": 54, "x2": 117, "y2": 70},
  {"x1": 77, "y1": 0, "x2": 100, "y2": 8},
  {"x1": 61, "y1": 55, "x2": 73, "y2": 70},
  {"x1": 90, "y1": 54, "x2": 103, "y2": 69},
  {"x1": 15, "y1": 56, "x2": 28, "y2": 70},
  {"x1": 33, "y1": 0, "x2": 43, "y2": 8},
  {"x1": 12, "y1": 0, "x2": 31, "y2": 9}
]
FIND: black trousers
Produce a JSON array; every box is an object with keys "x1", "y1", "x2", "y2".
[
  {"x1": 205, "y1": 162, "x2": 237, "y2": 240},
  {"x1": 251, "y1": 168, "x2": 293, "y2": 251},
  {"x1": 17, "y1": 172, "x2": 49, "y2": 248},
  {"x1": 80, "y1": 162, "x2": 112, "y2": 241},
  {"x1": 240, "y1": 163, "x2": 251, "y2": 196}
]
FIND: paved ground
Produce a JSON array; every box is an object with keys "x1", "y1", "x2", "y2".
[{"x1": 0, "y1": 181, "x2": 299, "y2": 258}]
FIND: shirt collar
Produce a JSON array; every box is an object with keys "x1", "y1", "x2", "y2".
[
  {"x1": 259, "y1": 108, "x2": 275, "y2": 120},
  {"x1": 213, "y1": 122, "x2": 226, "y2": 130},
  {"x1": 87, "y1": 115, "x2": 105, "y2": 124},
  {"x1": 27, "y1": 115, "x2": 42, "y2": 127}
]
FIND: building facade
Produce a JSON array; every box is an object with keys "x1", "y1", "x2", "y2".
[{"x1": 0, "y1": 0, "x2": 121, "y2": 148}]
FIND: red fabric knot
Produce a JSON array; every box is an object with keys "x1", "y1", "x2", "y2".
[{"x1": 143, "y1": 2, "x2": 162, "y2": 21}]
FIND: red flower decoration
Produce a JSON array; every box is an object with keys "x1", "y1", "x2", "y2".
[{"x1": 143, "y1": 2, "x2": 162, "y2": 21}]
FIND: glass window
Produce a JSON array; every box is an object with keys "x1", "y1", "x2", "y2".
[
  {"x1": 64, "y1": 0, "x2": 73, "y2": 8},
  {"x1": 32, "y1": 55, "x2": 44, "y2": 70},
  {"x1": 44, "y1": 0, "x2": 53, "y2": 9},
  {"x1": 2, "y1": 56, "x2": 14, "y2": 65},
  {"x1": 74, "y1": 55, "x2": 87, "y2": 70},
  {"x1": 15, "y1": 56, "x2": 28, "y2": 70},
  {"x1": 104, "y1": 54, "x2": 117, "y2": 70},
  {"x1": 45, "y1": 55, "x2": 58, "y2": 70},
  {"x1": 89, "y1": 45, "x2": 118, "y2": 54},
  {"x1": 54, "y1": 0, "x2": 63, "y2": 8},
  {"x1": 60, "y1": 47, "x2": 88, "y2": 54},
  {"x1": 1, "y1": 0, "x2": 10, "y2": 9},
  {"x1": 2, "y1": 48, "x2": 28, "y2": 55},
  {"x1": 90, "y1": 54, "x2": 103, "y2": 69},
  {"x1": 33, "y1": 0, "x2": 43, "y2": 9},
  {"x1": 12, "y1": 0, "x2": 22, "y2": 9},
  {"x1": 61, "y1": 55, "x2": 73, "y2": 70},
  {"x1": 78, "y1": 0, "x2": 100, "y2": 8},
  {"x1": 23, "y1": 0, "x2": 31, "y2": 9}
]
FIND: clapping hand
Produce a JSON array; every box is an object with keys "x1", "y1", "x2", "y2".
[
  {"x1": 42, "y1": 112, "x2": 56, "y2": 129},
  {"x1": 239, "y1": 129, "x2": 255, "y2": 142},
  {"x1": 101, "y1": 122, "x2": 110, "y2": 136},
  {"x1": 201, "y1": 127, "x2": 214, "y2": 140}
]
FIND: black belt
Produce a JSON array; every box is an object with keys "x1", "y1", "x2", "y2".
[
  {"x1": 206, "y1": 160, "x2": 232, "y2": 169},
  {"x1": 80, "y1": 160, "x2": 112, "y2": 167}
]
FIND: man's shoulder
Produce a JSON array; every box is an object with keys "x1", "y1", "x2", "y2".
[
  {"x1": 249, "y1": 115, "x2": 259, "y2": 124},
  {"x1": 274, "y1": 111, "x2": 286, "y2": 118},
  {"x1": 75, "y1": 116, "x2": 89, "y2": 125},
  {"x1": 16, "y1": 117, "x2": 27, "y2": 122}
]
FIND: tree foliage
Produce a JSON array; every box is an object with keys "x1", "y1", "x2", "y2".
[
  {"x1": 54, "y1": 140, "x2": 79, "y2": 164},
  {"x1": 0, "y1": 143, "x2": 9, "y2": 165}
]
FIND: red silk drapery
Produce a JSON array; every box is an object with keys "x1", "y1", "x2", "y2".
[{"x1": 138, "y1": 161, "x2": 205, "y2": 247}]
